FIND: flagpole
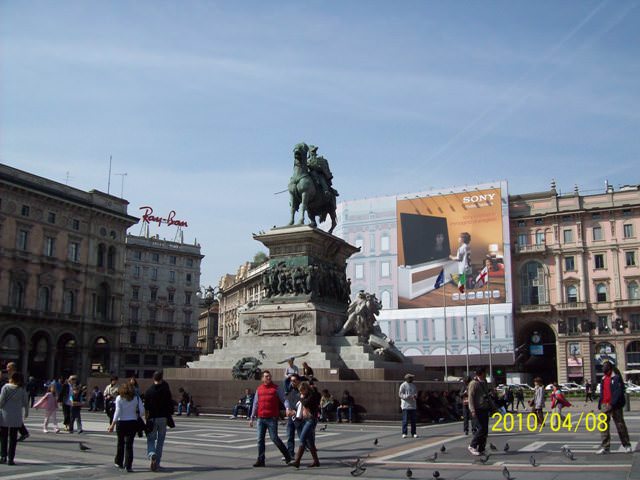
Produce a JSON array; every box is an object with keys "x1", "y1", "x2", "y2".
[
  {"x1": 465, "y1": 286, "x2": 469, "y2": 378},
  {"x1": 443, "y1": 281, "x2": 448, "y2": 382},
  {"x1": 487, "y1": 265, "x2": 493, "y2": 383}
]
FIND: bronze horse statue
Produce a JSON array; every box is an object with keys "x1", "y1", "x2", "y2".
[{"x1": 288, "y1": 143, "x2": 337, "y2": 233}]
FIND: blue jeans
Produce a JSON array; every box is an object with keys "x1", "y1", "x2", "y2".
[
  {"x1": 178, "y1": 402, "x2": 190, "y2": 415},
  {"x1": 286, "y1": 417, "x2": 297, "y2": 457},
  {"x1": 337, "y1": 406, "x2": 352, "y2": 422},
  {"x1": 256, "y1": 417, "x2": 290, "y2": 463},
  {"x1": 298, "y1": 418, "x2": 317, "y2": 449},
  {"x1": 146, "y1": 417, "x2": 167, "y2": 466},
  {"x1": 402, "y1": 409, "x2": 417, "y2": 436}
]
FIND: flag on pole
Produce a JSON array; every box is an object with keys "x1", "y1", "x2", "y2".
[
  {"x1": 475, "y1": 266, "x2": 489, "y2": 288},
  {"x1": 457, "y1": 272, "x2": 466, "y2": 293},
  {"x1": 434, "y1": 269, "x2": 445, "y2": 290}
]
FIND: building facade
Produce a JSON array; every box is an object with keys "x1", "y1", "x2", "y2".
[
  {"x1": 0, "y1": 164, "x2": 138, "y2": 382},
  {"x1": 197, "y1": 301, "x2": 219, "y2": 355},
  {"x1": 217, "y1": 261, "x2": 267, "y2": 349},
  {"x1": 510, "y1": 183, "x2": 640, "y2": 384},
  {"x1": 120, "y1": 234, "x2": 203, "y2": 378}
]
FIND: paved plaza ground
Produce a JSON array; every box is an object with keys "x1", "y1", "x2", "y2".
[{"x1": 5, "y1": 400, "x2": 640, "y2": 480}]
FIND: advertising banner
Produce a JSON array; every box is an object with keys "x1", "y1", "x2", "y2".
[{"x1": 396, "y1": 187, "x2": 509, "y2": 309}]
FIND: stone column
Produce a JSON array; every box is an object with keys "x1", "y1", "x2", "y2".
[
  {"x1": 555, "y1": 254, "x2": 563, "y2": 303},
  {"x1": 20, "y1": 343, "x2": 29, "y2": 378}
]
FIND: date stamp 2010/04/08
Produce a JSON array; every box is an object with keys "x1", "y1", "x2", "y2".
[{"x1": 491, "y1": 412, "x2": 608, "y2": 433}]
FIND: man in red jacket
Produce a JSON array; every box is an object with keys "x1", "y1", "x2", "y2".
[{"x1": 249, "y1": 370, "x2": 292, "y2": 467}]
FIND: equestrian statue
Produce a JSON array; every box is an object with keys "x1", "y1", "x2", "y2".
[{"x1": 288, "y1": 143, "x2": 339, "y2": 234}]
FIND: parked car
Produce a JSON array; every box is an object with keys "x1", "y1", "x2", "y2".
[{"x1": 561, "y1": 382, "x2": 586, "y2": 392}]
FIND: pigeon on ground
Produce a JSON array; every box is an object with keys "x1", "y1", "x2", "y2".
[
  {"x1": 433, "y1": 471, "x2": 440, "y2": 479},
  {"x1": 426, "y1": 452, "x2": 438, "y2": 462},
  {"x1": 440, "y1": 444, "x2": 446, "y2": 453},
  {"x1": 529, "y1": 455, "x2": 537, "y2": 467},
  {"x1": 350, "y1": 465, "x2": 366, "y2": 476},
  {"x1": 563, "y1": 447, "x2": 575, "y2": 460},
  {"x1": 319, "y1": 424, "x2": 328, "y2": 431},
  {"x1": 502, "y1": 465, "x2": 513, "y2": 480},
  {"x1": 79, "y1": 442, "x2": 91, "y2": 451},
  {"x1": 374, "y1": 438, "x2": 379, "y2": 446},
  {"x1": 406, "y1": 467, "x2": 413, "y2": 478},
  {"x1": 475, "y1": 454, "x2": 491, "y2": 464},
  {"x1": 490, "y1": 443, "x2": 497, "y2": 451},
  {"x1": 503, "y1": 442, "x2": 510, "y2": 452}
]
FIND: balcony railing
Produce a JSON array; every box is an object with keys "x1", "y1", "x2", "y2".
[
  {"x1": 518, "y1": 304, "x2": 552, "y2": 313},
  {"x1": 556, "y1": 302, "x2": 587, "y2": 312},
  {"x1": 516, "y1": 244, "x2": 547, "y2": 254},
  {"x1": 616, "y1": 299, "x2": 640, "y2": 309}
]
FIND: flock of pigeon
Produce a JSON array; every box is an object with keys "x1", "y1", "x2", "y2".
[
  {"x1": 76, "y1": 424, "x2": 579, "y2": 480},
  {"x1": 346, "y1": 439, "x2": 578, "y2": 479}
]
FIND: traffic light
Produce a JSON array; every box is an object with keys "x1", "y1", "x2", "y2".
[{"x1": 495, "y1": 368, "x2": 504, "y2": 376}]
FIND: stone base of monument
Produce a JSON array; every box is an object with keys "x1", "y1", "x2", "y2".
[{"x1": 188, "y1": 333, "x2": 424, "y2": 380}]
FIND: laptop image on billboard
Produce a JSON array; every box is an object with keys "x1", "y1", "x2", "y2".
[{"x1": 399, "y1": 213, "x2": 450, "y2": 266}]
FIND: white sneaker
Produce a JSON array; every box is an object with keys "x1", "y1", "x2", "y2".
[
  {"x1": 43, "y1": 429, "x2": 49, "y2": 433},
  {"x1": 413, "y1": 434, "x2": 420, "y2": 438},
  {"x1": 625, "y1": 446, "x2": 634, "y2": 453},
  {"x1": 468, "y1": 445, "x2": 481, "y2": 456},
  {"x1": 595, "y1": 447, "x2": 609, "y2": 455},
  {"x1": 402, "y1": 434, "x2": 407, "y2": 438}
]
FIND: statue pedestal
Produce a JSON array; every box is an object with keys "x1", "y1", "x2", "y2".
[{"x1": 189, "y1": 225, "x2": 418, "y2": 378}]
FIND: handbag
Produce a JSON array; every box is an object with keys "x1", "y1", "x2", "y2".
[{"x1": 167, "y1": 415, "x2": 176, "y2": 429}]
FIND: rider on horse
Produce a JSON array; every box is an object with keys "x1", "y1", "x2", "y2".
[{"x1": 307, "y1": 145, "x2": 339, "y2": 200}]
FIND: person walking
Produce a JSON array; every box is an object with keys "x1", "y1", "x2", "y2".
[
  {"x1": 285, "y1": 374, "x2": 302, "y2": 461},
  {"x1": 595, "y1": 362, "x2": 632, "y2": 454},
  {"x1": 33, "y1": 384, "x2": 60, "y2": 433},
  {"x1": 0, "y1": 372, "x2": 29, "y2": 465},
  {"x1": 532, "y1": 377, "x2": 545, "y2": 424},
  {"x1": 467, "y1": 366, "x2": 492, "y2": 456},
  {"x1": 249, "y1": 370, "x2": 292, "y2": 467},
  {"x1": 25, "y1": 377, "x2": 38, "y2": 408},
  {"x1": 289, "y1": 381, "x2": 320, "y2": 468},
  {"x1": 515, "y1": 387, "x2": 526, "y2": 411},
  {"x1": 585, "y1": 381, "x2": 593, "y2": 403},
  {"x1": 104, "y1": 375, "x2": 119, "y2": 424},
  {"x1": 460, "y1": 377, "x2": 472, "y2": 435},
  {"x1": 399, "y1": 373, "x2": 419, "y2": 438},
  {"x1": 69, "y1": 384, "x2": 84, "y2": 433},
  {"x1": 107, "y1": 382, "x2": 145, "y2": 472},
  {"x1": 144, "y1": 370, "x2": 175, "y2": 472},
  {"x1": 550, "y1": 383, "x2": 571, "y2": 423},
  {"x1": 6, "y1": 363, "x2": 29, "y2": 442}
]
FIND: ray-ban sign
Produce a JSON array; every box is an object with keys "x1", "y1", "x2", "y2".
[{"x1": 140, "y1": 206, "x2": 188, "y2": 228}]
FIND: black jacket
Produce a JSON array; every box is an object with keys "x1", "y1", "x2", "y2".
[
  {"x1": 144, "y1": 381, "x2": 174, "y2": 419},
  {"x1": 598, "y1": 374, "x2": 626, "y2": 410}
]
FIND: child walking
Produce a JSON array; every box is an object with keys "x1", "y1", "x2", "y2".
[
  {"x1": 33, "y1": 384, "x2": 60, "y2": 433},
  {"x1": 69, "y1": 386, "x2": 84, "y2": 433}
]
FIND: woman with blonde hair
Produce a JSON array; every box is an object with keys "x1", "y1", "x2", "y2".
[{"x1": 107, "y1": 382, "x2": 145, "y2": 472}]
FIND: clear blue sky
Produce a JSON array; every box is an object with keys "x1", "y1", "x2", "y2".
[{"x1": 2, "y1": 1, "x2": 639, "y2": 287}]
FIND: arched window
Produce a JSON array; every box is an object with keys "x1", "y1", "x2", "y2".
[
  {"x1": 381, "y1": 290, "x2": 391, "y2": 309},
  {"x1": 97, "y1": 243, "x2": 106, "y2": 267},
  {"x1": 38, "y1": 286, "x2": 51, "y2": 312},
  {"x1": 97, "y1": 282, "x2": 110, "y2": 320},
  {"x1": 107, "y1": 246, "x2": 116, "y2": 270},
  {"x1": 520, "y1": 261, "x2": 547, "y2": 305},
  {"x1": 566, "y1": 285, "x2": 578, "y2": 303},
  {"x1": 626, "y1": 341, "x2": 640, "y2": 368},
  {"x1": 628, "y1": 281, "x2": 639, "y2": 300},
  {"x1": 63, "y1": 290, "x2": 75, "y2": 314},
  {"x1": 10, "y1": 281, "x2": 25, "y2": 309},
  {"x1": 596, "y1": 283, "x2": 607, "y2": 302}
]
